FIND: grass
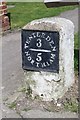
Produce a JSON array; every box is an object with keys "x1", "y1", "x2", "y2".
[
  {"x1": 7, "y1": 102, "x2": 17, "y2": 109},
  {"x1": 74, "y1": 33, "x2": 79, "y2": 49},
  {"x1": 74, "y1": 33, "x2": 79, "y2": 72},
  {"x1": 18, "y1": 86, "x2": 27, "y2": 93},
  {"x1": 7, "y1": 2, "x2": 78, "y2": 29},
  {"x1": 64, "y1": 101, "x2": 78, "y2": 113},
  {"x1": 22, "y1": 108, "x2": 31, "y2": 112}
]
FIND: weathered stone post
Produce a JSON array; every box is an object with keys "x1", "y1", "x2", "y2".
[{"x1": 21, "y1": 17, "x2": 74, "y2": 101}]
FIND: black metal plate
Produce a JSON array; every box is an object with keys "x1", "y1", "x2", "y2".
[{"x1": 21, "y1": 29, "x2": 59, "y2": 73}]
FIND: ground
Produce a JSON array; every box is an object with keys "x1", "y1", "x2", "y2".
[{"x1": 4, "y1": 74, "x2": 78, "y2": 113}]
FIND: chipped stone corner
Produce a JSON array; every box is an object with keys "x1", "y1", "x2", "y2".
[{"x1": 23, "y1": 17, "x2": 74, "y2": 101}]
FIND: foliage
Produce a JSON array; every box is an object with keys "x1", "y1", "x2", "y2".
[
  {"x1": 7, "y1": 2, "x2": 78, "y2": 29},
  {"x1": 74, "y1": 33, "x2": 79, "y2": 72},
  {"x1": 7, "y1": 102, "x2": 17, "y2": 109},
  {"x1": 64, "y1": 101, "x2": 78, "y2": 113}
]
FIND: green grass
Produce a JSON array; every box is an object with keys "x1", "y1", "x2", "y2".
[
  {"x1": 18, "y1": 87, "x2": 27, "y2": 93},
  {"x1": 74, "y1": 33, "x2": 79, "y2": 49},
  {"x1": 22, "y1": 108, "x2": 31, "y2": 112},
  {"x1": 74, "y1": 33, "x2": 79, "y2": 72},
  {"x1": 7, "y1": 102, "x2": 17, "y2": 109},
  {"x1": 7, "y1": 2, "x2": 78, "y2": 29},
  {"x1": 64, "y1": 101, "x2": 78, "y2": 113}
]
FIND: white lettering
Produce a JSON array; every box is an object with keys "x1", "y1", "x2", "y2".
[
  {"x1": 36, "y1": 62, "x2": 40, "y2": 67},
  {"x1": 31, "y1": 59, "x2": 35, "y2": 65},
  {"x1": 29, "y1": 36, "x2": 33, "y2": 40},
  {"x1": 49, "y1": 44, "x2": 54, "y2": 49},
  {"x1": 36, "y1": 39, "x2": 42, "y2": 48},
  {"x1": 32, "y1": 33, "x2": 36, "y2": 38},
  {"x1": 49, "y1": 40, "x2": 54, "y2": 45},
  {"x1": 46, "y1": 61, "x2": 50, "y2": 66},
  {"x1": 41, "y1": 62, "x2": 46, "y2": 68},
  {"x1": 24, "y1": 44, "x2": 28, "y2": 49},
  {"x1": 51, "y1": 54, "x2": 55, "y2": 60},
  {"x1": 26, "y1": 39, "x2": 30, "y2": 44},
  {"x1": 52, "y1": 46, "x2": 56, "y2": 51},
  {"x1": 37, "y1": 32, "x2": 40, "y2": 37},
  {"x1": 36, "y1": 53, "x2": 42, "y2": 62},
  {"x1": 49, "y1": 59, "x2": 54, "y2": 64},
  {"x1": 27, "y1": 56, "x2": 31, "y2": 61},
  {"x1": 46, "y1": 36, "x2": 51, "y2": 41},
  {"x1": 25, "y1": 51, "x2": 30, "y2": 56},
  {"x1": 41, "y1": 33, "x2": 45, "y2": 38}
]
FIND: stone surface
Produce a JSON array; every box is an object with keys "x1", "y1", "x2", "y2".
[
  {"x1": 23, "y1": 17, "x2": 74, "y2": 101},
  {"x1": 4, "y1": 92, "x2": 22, "y2": 104},
  {"x1": 2, "y1": 104, "x2": 21, "y2": 118},
  {"x1": 59, "y1": 8, "x2": 78, "y2": 33},
  {"x1": 21, "y1": 109, "x2": 78, "y2": 118}
]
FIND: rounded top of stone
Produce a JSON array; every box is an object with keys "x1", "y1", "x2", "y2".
[{"x1": 23, "y1": 17, "x2": 74, "y2": 32}]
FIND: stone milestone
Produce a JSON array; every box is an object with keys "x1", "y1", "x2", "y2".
[{"x1": 22, "y1": 17, "x2": 74, "y2": 101}]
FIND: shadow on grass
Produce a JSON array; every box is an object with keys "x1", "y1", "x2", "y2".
[{"x1": 74, "y1": 49, "x2": 79, "y2": 73}]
